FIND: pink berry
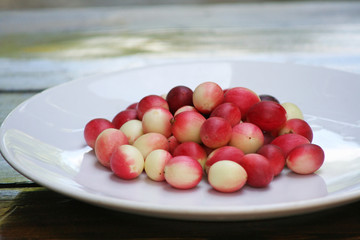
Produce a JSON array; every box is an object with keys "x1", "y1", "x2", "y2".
[
  {"x1": 84, "y1": 118, "x2": 114, "y2": 148},
  {"x1": 246, "y1": 101, "x2": 287, "y2": 132},
  {"x1": 229, "y1": 122, "x2": 264, "y2": 154},
  {"x1": 239, "y1": 153, "x2": 274, "y2": 188},
  {"x1": 278, "y1": 118, "x2": 313, "y2": 142},
  {"x1": 271, "y1": 133, "x2": 310, "y2": 157},
  {"x1": 142, "y1": 107, "x2": 173, "y2": 138},
  {"x1": 144, "y1": 149, "x2": 172, "y2": 181},
  {"x1": 173, "y1": 141, "x2": 207, "y2": 169},
  {"x1": 119, "y1": 119, "x2": 143, "y2": 144},
  {"x1": 166, "y1": 85, "x2": 193, "y2": 114},
  {"x1": 136, "y1": 95, "x2": 169, "y2": 120},
  {"x1": 171, "y1": 111, "x2": 206, "y2": 143},
  {"x1": 192, "y1": 82, "x2": 224, "y2": 114},
  {"x1": 205, "y1": 146, "x2": 245, "y2": 174},
  {"x1": 132, "y1": 132, "x2": 169, "y2": 158},
  {"x1": 112, "y1": 109, "x2": 138, "y2": 129},
  {"x1": 257, "y1": 144, "x2": 285, "y2": 176},
  {"x1": 167, "y1": 135, "x2": 180, "y2": 155},
  {"x1": 208, "y1": 160, "x2": 247, "y2": 193},
  {"x1": 94, "y1": 128, "x2": 129, "y2": 168},
  {"x1": 200, "y1": 117, "x2": 232, "y2": 149},
  {"x1": 164, "y1": 156, "x2": 203, "y2": 190},
  {"x1": 110, "y1": 144, "x2": 144, "y2": 180},
  {"x1": 223, "y1": 87, "x2": 260, "y2": 120},
  {"x1": 210, "y1": 102, "x2": 242, "y2": 127},
  {"x1": 286, "y1": 144, "x2": 325, "y2": 175},
  {"x1": 174, "y1": 105, "x2": 198, "y2": 116}
]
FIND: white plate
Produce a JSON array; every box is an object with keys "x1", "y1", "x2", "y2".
[{"x1": 1, "y1": 60, "x2": 360, "y2": 221}]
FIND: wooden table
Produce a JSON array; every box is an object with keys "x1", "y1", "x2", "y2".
[{"x1": 1, "y1": 1, "x2": 360, "y2": 239}]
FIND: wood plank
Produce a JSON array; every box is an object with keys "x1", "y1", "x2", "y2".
[{"x1": 0, "y1": 188, "x2": 360, "y2": 239}]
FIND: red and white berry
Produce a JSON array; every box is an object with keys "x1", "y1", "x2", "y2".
[
  {"x1": 257, "y1": 144, "x2": 285, "y2": 176},
  {"x1": 229, "y1": 122, "x2": 264, "y2": 154},
  {"x1": 144, "y1": 149, "x2": 172, "y2": 181},
  {"x1": 171, "y1": 111, "x2": 206, "y2": 143},
  {"x1": 132, "y1": 132, "x2": 169, "y2": 158},
  {"x1": 200, "y1": 117, "x2": 232, "y2": 149},
  {"x1": 136, "y1": 94, "x2": 169, "y2": 120},
  {"x1": 164, "y1": 156, "x2": 203, "y2": 190},
  {"x1": 210, "y1": 102, "x2": 242, "y2": 127},
  {"x1": 94, "y1": 128, "x2": 128, "y2": 168},
  {"x1": 110, "y1": 144, "x2": 144, "y2": 180},
  {"x1": 172, "y1": 141, "x2": 207, "y2": 169},
  {"x1": 119, "y1": 119, "x2": 143, "y2": 144},
  {"x1": 278, "y1": 118, "x2": 313, "y2": 142},
  {"x1": 84, "y1": 118, "x2": 114, "y2": 148},
  {"x1": 271, "y1": 133, "x2": 310, "y2": 157},
  {"x1": 192, "y1": 81, "x2": 224, "y2": 114},
  {"x1": 286, "y1": 143, "x2": 325, "y2": 175},
  {"x1": 205, "y1": 146, "x2": 244, "y2": 174},
  {"x1": 208, "y1": 160, "x2": 247, "y2": 193},
  {"x1": 239, "y1": 153, "x2": 274, "y2": 188},
  {"x1": 142, "y1": 107, "x2": 173, "y2": 138},
  {"x1": 223, "y1": 86, "x2": 260, "y2": 120}
]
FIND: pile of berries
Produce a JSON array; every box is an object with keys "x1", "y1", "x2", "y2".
[{"x1": 84, "y1": 82, "x2": 325, "y2": 193}]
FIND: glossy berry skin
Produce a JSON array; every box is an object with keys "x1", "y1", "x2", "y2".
[
  {"x1": 286, "y1": 144, "x2": 325, "y2": 175},
  {"x1": 142, "y1": 107, "x2": 173, "y2": 138},
  {"x1": 210, "y1": 102, "x2": 241, "y2": 127},
  {"x1": 110, "y1": 144, "x2": 144, "y2": 180},
  {"x1": 167, "y1": 135, "x2": 180, "y2": 155},
  {"x1": 132, "y1": 132, "x2": 169, "y2": 158},
  {"x1": 200, "y1": 117, "x2": 232, "y2": 149},
  {"x1": 119, "y1": 119, "x2": 143, "y2": 145},
  {"x1": 246, "y1": 101, "x2": 287, "y2": 132},
  {"x1": 174, "y1": 105, "x2": 198, "y2": 116},
  {"x1": 229, "y1": 122, "x2": 264, "y2": 154},
  {"x1": 271, "y1": 133, "x2": 310, "y2": 157},
  {"x1": 278, "y1": 118, "x2": 313, "y2": 142},
  {"x1": 164, "y1": 156, "x2": 203, "y2": 190},
  {"x1": 205, "y1": 146, "x2": 245, "y2": 174},
  {"x1": 192, "y1": 82, "x2": 224, "y2": 114},
  {"x1": 239, "y1": 153, "x2": 274, "y2": 188},
  {"x1": 257, "y1": 144, "x2": 285, "y2": 176},
  {"x1": 112, "y1": 109, "x2": 138, "y2": 129},
  {"x1": 84, "y1": 118, "x2": 114, "y2": 148},
  {"x1": 94, "y1": 128, "x2": 129, "y2": 168},
  {"x1": 223, "y1": 87, "x2": 260, "y2": 120},
  {"x1": 145, "y1": 149, "x2": 172, "y2": 182},
  {"x1": 173, "y1": 142, "x2": 207, "y2": 169},
  {"x1": 166, "y1": 85, "x2": 193, "y2": 114},
  {"x1": 171, "y1": 111, "x2": 206, "y2": 143},
  {"x1": 208, "y1": 160, "x2": 247, "y2": 193},
  {"x1": 136, "y1": 95, "x2": 169, "y2": 120}
]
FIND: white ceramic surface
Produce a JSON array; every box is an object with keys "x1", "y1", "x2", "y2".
[{"x1": 1, "y1": 60, "x2": 360, "y2": 221}]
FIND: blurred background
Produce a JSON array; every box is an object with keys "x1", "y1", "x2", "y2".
[{"x1": 1, "y1": 0, "x2": 360, "y2": 99}]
